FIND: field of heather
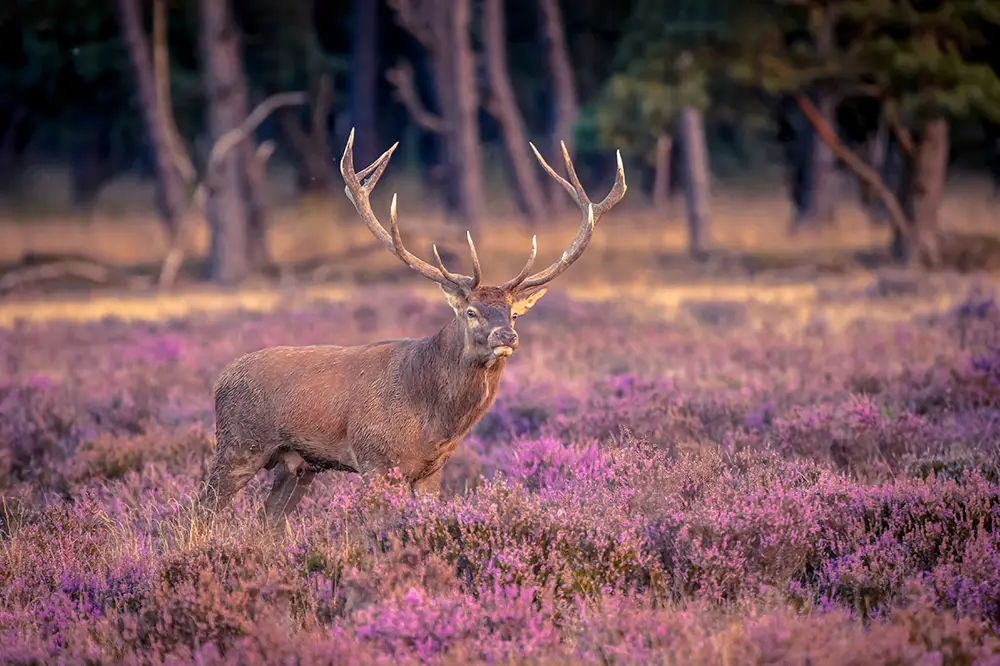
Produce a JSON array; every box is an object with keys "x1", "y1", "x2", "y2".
[{"x1": 2, "y1": 273, "x2": 1000, "y2": 665}]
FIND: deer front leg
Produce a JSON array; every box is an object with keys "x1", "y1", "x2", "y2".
[
  {"x1": 200, "y1": 444, "x2": 270, "y2": 514},
  {"x1": 410, "y1": 468, "x2": 443, "y2": 499},
  {"x1": 261, "y1": 451, "x2": 316, "y2": 530}
]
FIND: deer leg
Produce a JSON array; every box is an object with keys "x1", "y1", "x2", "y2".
[
  {"x1": 200, "y1": 448, "x2": 269, "y2": 514},
  {"x1": 261, "y1": 451, "x2": 316, "y2": 529},
  {"x1": 410, "y1": 468, "x2": 443, "y2": 499}
]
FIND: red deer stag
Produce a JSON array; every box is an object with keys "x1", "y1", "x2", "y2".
[{"x1": 199, "y1": 129, "x2": 626, "y2": 526}]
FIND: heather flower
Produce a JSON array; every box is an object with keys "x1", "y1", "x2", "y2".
[{"x1": 2, "y1": 282, "x2": 999, "y2": 663}]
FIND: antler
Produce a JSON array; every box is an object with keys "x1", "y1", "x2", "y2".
[
  {"x1": 340, "y1": 128, "x2": 482, "y2": 291},
  {"x1": 503, "y1": 142, "x2": 626, "y2": 293}
]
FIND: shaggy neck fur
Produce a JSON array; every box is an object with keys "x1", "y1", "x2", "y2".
[{"x1": 403, "y1": 316, "x2": 505, "y2": 438}]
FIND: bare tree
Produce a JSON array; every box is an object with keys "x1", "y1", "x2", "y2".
[
  {"x1": 537, "y1": 0, "x2": 579, "y2": 214},
  {"x1": 806, "y1": 4, "x2": 838, "y2": 228},
  {"x1": 116, "y1": 0, "x2": 189, "y2": 244},
  {"x1": 158, "y1": 95, "x2": 305, "y2": 288},
  {"x1": 119, "y1": 0, "x2": 305, "y2": 288},
  {"x1": 350, "y1": 0, "x2": 381, "y2": 165},
  {"x1": 679, "y1": 106, "x2": 710, "y2": 258},
  {"x1": 652, "y1": 133, "x2": 673, "y2": 213},
  {"x1": 797, "y1": 96, "x2": 940, "y2": 266},
  {"x1": 482, "y1": 0, "x2": 547, "y2": 224},
  {"x1": 280, "y1": 74, "x2": 336, "y2": 194},
  {"x1": 198, "y1": 0, "x2": 254, "y2": 283},
  {"x1": 388, "y1": 0, "x2": 486, "y2": 227}
]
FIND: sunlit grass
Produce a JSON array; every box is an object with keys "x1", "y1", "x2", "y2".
[{"x1": 1, "y1": 166, "x2": 997, "y2": 273}]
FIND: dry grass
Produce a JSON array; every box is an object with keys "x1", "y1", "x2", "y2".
[
  {"x1": 1, "y1": 165, "x2": 998, "y2": 330},
  {"x1": 1, "y1": 165, "x2": 997, "y2": 278},
  {"x1": 1, "y1": 270, "x2": 997, "y2": 334}
]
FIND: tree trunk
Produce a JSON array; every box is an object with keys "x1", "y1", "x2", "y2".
[
  {"x1": 230, "y1": 51, "x2": 269, "y2": 272},
  {"x1": 653, "y1": 133, "x2": 673, "y2": 213},
  {"x1": 388, "y1": 0, "x2": 485, "y2": 226},
  {"x1": 807, "y1": 6, "x2": 838, "y2": 226},
  {"x1": 279, "y1": 73, "x2": 335, "y2": 196},
  {"x1": 538, "y1": 0, "x2": 579, "y2": 214},
  {"x1": 199, "y1": 0, "x2": 250, "y2": 284},
  {"x1": 680, "y1": 107, "x2": 710, "y2": 258},
  {"x1": 279, "y1": 107, "x2": 335, "y2": 194},
  {"x1": 0, "y1": 105, "x2": 29, "y2": 189},
  {"x1": 888, "y1": 144, "x2": 914, "y2": 263},
  {"x1": 794, "y1": 94, "x2": 939, "y2": 266},
  {"x1": 246, "y1": 141, "x2": 275, "y2": 271},
  {"x1": 784, "y1": 95, "x2": 814, "y2": 231},
  {"x1": 448, "y1": 0, "x2": 486, "y2": 227},
  {"x1": 483, "y1": 0, "x2": 547, "y2": 224},
  {"x1": 864, "y1": 116, "x2": 890, "y2": 225},
  {"x1": 350, "y1": 0, "x2": 380, "y2": 166},
  {"x1": 116, "y1": 0, "x2": 187, "y2": 239},
  {"x1": 242, "y1": 139, "x2": 270, "y2": 272},
  {"x1": 810, "y1": 91, "x2": 838, "y2": 225},
  {"x1": 896, "y1": 118, "x2": 947, "y2": 266}
]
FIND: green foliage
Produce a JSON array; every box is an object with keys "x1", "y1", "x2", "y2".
[
  {"x1": 581, "y1": 0, "x2": 775, "y2": 164},
  {"x1": 584, "y1": 0, "x2": 726, "y2": 163},
  {"x1": 729, "y1": 0, "x2": 1000, "y2": 126},
  {"x1": 588, "y1": 57, "x2": 710, "y2": 164}
]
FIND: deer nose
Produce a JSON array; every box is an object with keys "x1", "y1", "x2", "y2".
[{"x1": 493, "y1": 327, "x2": 518, "y2": 349}]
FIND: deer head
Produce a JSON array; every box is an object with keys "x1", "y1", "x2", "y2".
[{"x1": 340, "y1": 129, "x2": 626, "y2": 367}]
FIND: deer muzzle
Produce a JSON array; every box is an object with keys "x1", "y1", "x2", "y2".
[{"x1": 490, "y1": 327, "x2": 518, "y2": 357}]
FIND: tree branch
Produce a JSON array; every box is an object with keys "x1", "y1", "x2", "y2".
[
  {"x1": 795, "y1": 94, "x2": 915, "y2": 248},
  {"x1": 205, "y1": 92, "x2": 308, "y2": 180},
  {"x1": 311, "y1": 73, "x2": 333, "y2": 140},
  {"x1": 157, "y1": 92, "x2": 307, "y2": 288},
  {"x1": 0, "y1": 261, "x2": 113, "y2": 294},
  {"x1": 890, "y1": 123, "x2": 915, "y2": 157},
  {"x1": 278, "y1": 106, "x2": 312, "y2": 156},
  {"x1": 387, "y1": 0, "x2": 441, "y2": 51},
  {"x1": 152, "y1": 0, "x2": 196, "y2": 185},
  {"x1": 386, "y1": 61, "x2": 446, "y2": 133}
]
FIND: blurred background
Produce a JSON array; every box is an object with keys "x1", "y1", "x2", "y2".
[{"x1": 1, "y1": 0, "x2": 999, "y2": 300}]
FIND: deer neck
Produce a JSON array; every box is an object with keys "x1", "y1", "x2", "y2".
[{"x1": 404, "y1": 318, "x2": 505, "y2": 432}]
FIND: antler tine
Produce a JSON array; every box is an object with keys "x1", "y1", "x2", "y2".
[
  {"x1": 432, "y1": 244, "x2": 461, "y2": 282},
  {"x1": 529, "y1": 142, "x2": 578, "y2": 206},
  {"x1": 499, "y1": 234, "x2": 537, "y2": 291},
  {"x1": 340, "y1": 128, "x2": 399, "y2": 251},
  {"x1": 431, "y1": 231, "x2": 482, "y2": 289},
  {"x1": 466, "y1": 231, "x2": 482, "y2": 288},
  {"x1": 516, "y1": 144, "x2": 627, "y2": 291},
  {"x1": 341, "y1": 129, "x2": 478, "y2": 291},
  {"x1": 432, "y1": 231, "x2": 482, "y2": 289},
  {"x1": 594, "y1": 148, "x2": 628, "y2": 218},
  {"x1": 387, "y1": 194, "x2": 456, "y2": 285}
]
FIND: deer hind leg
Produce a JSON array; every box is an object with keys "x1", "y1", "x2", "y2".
[{"x1": 261, "y1": 451, "x2": 316, "y2": 529}]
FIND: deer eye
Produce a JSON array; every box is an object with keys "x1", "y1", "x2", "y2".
[{"x1": 466, "y1": 308, "x2": 478, "y2": 318}]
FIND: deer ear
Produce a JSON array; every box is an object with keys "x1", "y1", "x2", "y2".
[
  {"x1": 512, "y1": 288, "x2": 548, "y2": 317},
  {"x1": 439, "y1": 282, "x2": 470, "y2": 311}
]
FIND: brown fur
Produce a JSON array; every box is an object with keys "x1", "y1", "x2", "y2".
[{"x1": 199, "y1": 283, "x2": 547, "y2": 525}]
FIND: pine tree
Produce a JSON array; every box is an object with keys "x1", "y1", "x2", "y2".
[
  {"x1": 584, "y1": 0, "x2": 734, "y2": 257},
  {"x1": 731, "y1": 0, "x2": 1000, "y2": 266}
]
